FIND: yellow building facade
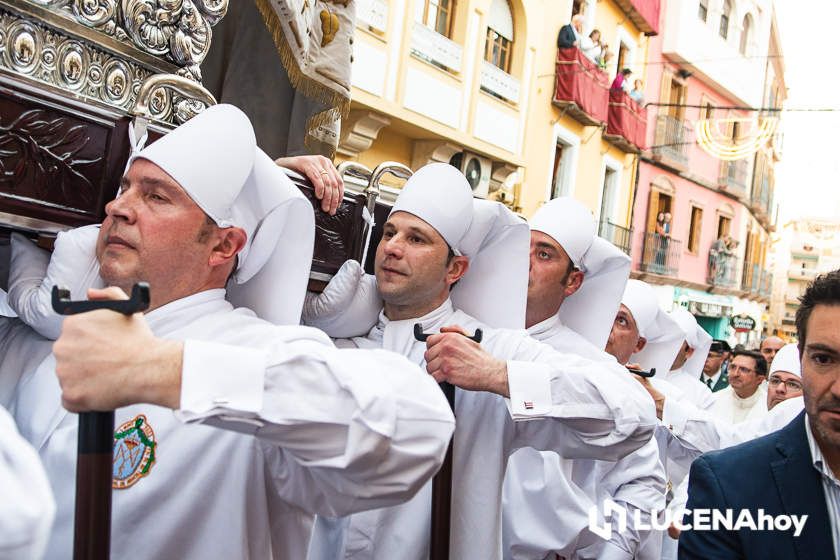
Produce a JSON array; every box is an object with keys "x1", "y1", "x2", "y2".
[{"x1": 339, "y1": 0, "x2": 656, "y2": 232}]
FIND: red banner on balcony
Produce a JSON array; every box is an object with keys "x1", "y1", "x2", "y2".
[
  {"x1": 553, "y1": 48, "x2": 609, "y2": 125},
  {"x1": 607, "y1": 89, "x2": 647, "y2": 151}
]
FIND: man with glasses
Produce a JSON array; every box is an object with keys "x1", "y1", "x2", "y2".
[
  {"x1": 766, "y1": 343, "x2": 804, "y2": 410},
  {"x1": 709, "y1": 350, "x2": 768, "y2": 424}
]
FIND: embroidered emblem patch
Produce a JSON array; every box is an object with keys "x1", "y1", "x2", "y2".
[{"x1": 113, "y1": 414, "x2": 156, "y2": 490}]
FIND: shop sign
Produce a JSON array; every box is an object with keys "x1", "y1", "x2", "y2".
[{"x1": 730, "y1": 314, "x2": 757, "y2": 332}]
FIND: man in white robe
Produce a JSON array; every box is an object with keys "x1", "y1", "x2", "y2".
[
  {"x1": 665, "y1": 308, "x2": 716, "y2": 410},
  {"x1": 1, "y1": 105, "x2": 456, "y2": 559},
  {"x1": 303, "y1": 166, "x2": 658, "y2": 560},
  {"x1": 502, "y1": 197, "x2": 663, "y2": 560},
  {"x1": 709, "y1": 349, "x2": 769, "y2": 424}
]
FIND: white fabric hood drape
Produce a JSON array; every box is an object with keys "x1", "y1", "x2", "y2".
[
  {"x1": 529, "y1": 197, "x2": 630, "y2": 349},
  {"x1": 622, "y1": 280, "x2": 683, "y2": 376},
  {"x1": 389, "y1": 163, "x2": 529, "y2": 329},
  {"x1": 668, "y1": 307, "x2": 713, "y2": 378}
]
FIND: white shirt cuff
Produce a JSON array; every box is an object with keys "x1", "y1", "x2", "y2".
[
  {"x1": 506, "y1": 361, "x2": 552, "y2": 419},
  {"x1": 661, "y1": 396, "x2": 692, "y2": 435},
  {"x1": 177, "y1": 340, "x2": 266, "y2": 420}
]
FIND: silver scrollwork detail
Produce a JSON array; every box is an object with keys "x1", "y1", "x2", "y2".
[
  {"x1": 21, "y1": 0, "x2": 226, "y2": 69},
  {"x1": 4, "y1": 2, "x2": 228, "y2": 123},
  {"x1": 0, "y1": 10, "x2": 161, "y2": 117},
  {"x1": 72, "y1": 0, "x2": 116, "y2": 27}
]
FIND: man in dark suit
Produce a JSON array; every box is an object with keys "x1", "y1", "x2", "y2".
[
  {"x1": 557, "y1": 14, "x2": 584, "y2": 49},
  {"x1": 700, "y1": 339, "x2": 730, "y2": 392},
  {"x1": 680, "y1": 270, "x2": 840, "y2": 559}
]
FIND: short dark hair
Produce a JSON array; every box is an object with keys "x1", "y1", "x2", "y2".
[
  {"x1": 731, "y1": 349, "x2": 767, "y2": 377},
  {"x1": 621, "y1": 68, "x2": 632, "y2": 76},
  {"x1": 796, "y1": 269, "x2": 840, "y2": 353}
]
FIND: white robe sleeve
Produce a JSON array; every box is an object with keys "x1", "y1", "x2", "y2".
[
  {"x1": 0, "y1": 405, "x2": 55, "y2": 560},
  {"x1": 502, "y1": 449, "x2": 596, "y2": 560},
  {"x1": 661, "y1": 394, "x2": 804, "y2": 453},
  {"x1": 503, "y1": 334, "x2": 657, "y2": 461},
  {"x1": 176, "y1": 331, "x2": 456, "y2": 517},
  {"x1": 0, "y1": 318, "x2": 53, "y2": 409},
  {"x1": 6, "y1": 227, "x2": 102, "y2": 340}
]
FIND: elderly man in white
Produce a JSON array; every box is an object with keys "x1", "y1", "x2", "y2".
[
  {"x1": 0, "y1": 105, "x2": 456, "y2": 559},
  {"x1": 302, "y1": 167, "x2": 657, "y2": 560},
  {"x1": 502, "y1": 198, "x2": 664, "y2": 560}
]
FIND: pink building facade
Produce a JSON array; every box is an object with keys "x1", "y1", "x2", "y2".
[{"x1": 628, "y1": 0, "x2": 779, "y2": 344}]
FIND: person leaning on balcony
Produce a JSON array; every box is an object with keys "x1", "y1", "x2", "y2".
[
  {"x1": 557, "y1": 14, "x2": 584, "y2": 49},
  {"x1": 709, "y1": 235, "x2": 727, "y2": 281},
  {"x1": 611, "y1": 68, "x2": 633, "y2": 93},
  {"x1": 580, "y1": 29, "x2": 603, "y2": 62},
  {"x1": 629, "y1": 79, "x2": 645, "y2": 104}
]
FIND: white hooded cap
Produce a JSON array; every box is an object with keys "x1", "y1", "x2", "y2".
[
  {"x1": 388, "y1": 163, "x2": 529, "y2": 328},
  {"x1": 669, "y1": 307, "x2": 713, "y2": 377},
  {"x1": 135, "y1": 104, "x2": 256, "y2": 228},
  {"x1": 769, "y1": 343, "x2": 801, "y2": 377},
  {"x1": 134, "y1": 104, "x2": 313, "y2": 325},
  {"x1": 530, "y1": 197, "x2": 630, "y2": 349},
  {"x1": 622, "y1": 279, "x2": 683, "y2": 377}
]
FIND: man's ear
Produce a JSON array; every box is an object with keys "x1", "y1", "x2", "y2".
[
  {"x1": 635, "y1": 336, "x2": 647, "y2": 354},
  {"x1": 209, "y1": 227, "x2": 247, "y2": 268},
  {"x1": 446, "y1": 256, "x2": 470, "y2": 287},
  {"x1": 685, "y1": 346, "x2": 695, "y2": 359},
  {"x1": 565, "y1": 269, "x2": 584, "y2": 297}
]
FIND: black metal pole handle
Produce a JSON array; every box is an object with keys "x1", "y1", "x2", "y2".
[
  {"x1": 627, "y1": 367, "x2": 656, "y2": 378},
  {"x1": 50, "y1": 282, "x2": 150, "y2": 560},
  {"x1": 51, "y1": 283, "x2": 151, "y2": 316},
  {"x1": 413, "y1": 323, "x2": 483, "y2": 343}
]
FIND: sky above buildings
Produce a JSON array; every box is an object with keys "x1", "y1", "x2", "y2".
[{"x1": 773, "y1": 0, "x2": 840, "y2": 223}]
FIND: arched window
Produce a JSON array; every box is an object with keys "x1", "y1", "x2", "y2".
[
  {"x1": 719, "y1": 0, "x2": 731, "y2": 39},
  {"x1": 740, "y1": 15, "x2": 752, "y2": 55},
  {"x1": 485, "y1": 0, "x2": 514, "y2": 72}
]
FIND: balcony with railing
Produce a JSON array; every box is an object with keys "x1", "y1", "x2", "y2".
[
  {"x1": 480, "y1": 60, "x2": 520, "y2": 103},
  {"x1": 651, "y1": 114, "x2": 691, "y2": 169},
  {"x1": 357, "y1": 0, "x2": 388, "y2": 32},
  {"x1": 553, "y1": 48, "x2": 609, "y2": 126},
  {"x1": 740, "y1": 263, "x2": 772, "y2": 300},
  {"x1": 760, "y1": 270, "x2": 772, "y2": 299},
  {"x1": 709, "y1": 251, "x2": 739, "y2": 289},
  {"x1": 604, "y1": 89, "x2": 646, "y2": 153},
  {"x1": 640, "y1": 232, "x2": 681, "y2": 276},
  {"x1": 718, "y1": 159, "x2": 749, "y2": 199},
  {"x1": 410, "y1": 22, "x2": 463, "y2": 72},
  {"x1": 613, "y1": 0, "x2": 661, "y2": 35},
  {"x1": 741, "y1": 262, "x2": 759, "y2": 294},
  {"x1": 788, "y1": 266, "x2": 818, "y2": 280},
  {"x1": 598, "y1": 220, "x2": 633, "y2": 255}
]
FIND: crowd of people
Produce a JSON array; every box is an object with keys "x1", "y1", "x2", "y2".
[
  {"x1": 557, "y1": 14, "x2": 645, "y2": 105},
  {"x1": 0, "y1": 105, "x2": 837, "y2": 560}
]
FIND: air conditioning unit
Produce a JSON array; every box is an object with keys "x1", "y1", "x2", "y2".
[{"x1": 449, "y1": 151, "x2": 492, "y2": 198}]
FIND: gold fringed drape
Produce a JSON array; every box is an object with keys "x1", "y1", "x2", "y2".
[{"x1": 254, "y1": 0, "x2": 356, "y2": 158}]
